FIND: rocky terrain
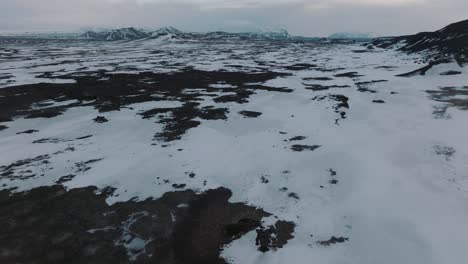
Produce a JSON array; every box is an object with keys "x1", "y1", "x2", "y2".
[
  {"x1": 372, "y1": 19, "x2": 468, "y2": 63},
  {"x1": 0, "y1": 19, "x2": 467, "y2": 264}
]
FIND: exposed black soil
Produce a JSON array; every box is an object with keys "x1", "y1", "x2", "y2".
[
  {"x1": 317, "y1": 236, "x2": 349, "y2": 246},
  {"x1": 304, "y1": 84, "x2": 350, "y2": 91},
  {"x1": 426, "y1": 86, "x2": 468, "y2": 116},
  {"x1": 256, "y1": 221, "x2": 295, "y2": 252},
  {"x1": 16, "y1": 129, "x2": 39, "y2": 135},
  {"x1": 375, "y1": 66, "x2": 397, "y2": 70},
  {"x1": 356, "y1": 87, "x2": 377, "y2": 94},
  {"x1": 303, "y1": 77, "x2": 334, "y2": 81},
  {"x1": 334, "y1": 72, "x2": 364, "y2": 78},
  {"x1": 396, "y1": 60, "x2": 450, "y2": 77},
  {"x1": 433, "y1": 145, "x2": 456, "y2": 161},
  {"x1": 238, "y1": 111, "x2": 262, "y2": 118},
  {"x1": 372, "y1": 19, "x2": 468, "y2": 62},
  {"x1": 352, "y1": 50, "x2": 370, "y2": 54},
  {"x1": 55, "y1": 174, "x2": 76, "y2": 184},
  {"x1": 329, "y1": 169, "x2": 338, "y2": 184},
  {"x1": 260, "y1": 175, "x2": 270, "y2": 184},
  {"x1": 311, "y1": 94, "x2": 350, "y2": 124},
  {"x1": 0, "y1": 185, "x2": 294, "y2": 264},
  {"x1": 0, "y1": 70, "x2": 290, "y2": 142},
  {"x1": 291, "y1": 145, "x2": 321, "y2": 152},
  {"x1": 288, "y1": 192, "x2": 300, "y2": 199},
  {"x1": 440, "y1": 70, "x2": 462, "y2": 76},
  {"x1": 355, "y1": 80, "x2": 387, "y2": 93},
  {"x1": 0, "y1": 154, "x2": 51, "y2": 180},
  {"x1": 0, "y1": 144, "x2": 94, "y2": 182},
  {"x1": 316, "y1": 67, "x2": 346, "y2": 73},
  {"x1": 288, "y1": 136, "x2": 306, "y2": 141},
  {"x1": 355, "y1": 80, "x2": 388, "y2": 85},
  {"x1": 74, "y1": 159, "x2": 103, "y2": 173},
  {"x1": 171, "y1": 183, "x2": 187, "y2": 189},
  {"x1": 329, "y1": 95, "x2": 350, "y2": 111},
  {"x1": 94, "y1": 116, "x2": 109, "y2": 123},
  {"x1": 284, "y1": 63, "x2": 317, "y2": 71},
  {"x1": 0, "y1": 125, "x2": 7, "y2": 131}
]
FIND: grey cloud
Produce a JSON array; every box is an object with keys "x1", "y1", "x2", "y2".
[{"x1": 0, "y1": 0, "x2": 466, "y2": 36}]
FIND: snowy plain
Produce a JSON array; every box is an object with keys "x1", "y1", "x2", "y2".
[{"x1": 0, "y1": 38, "x2": 467, "y2": 264}]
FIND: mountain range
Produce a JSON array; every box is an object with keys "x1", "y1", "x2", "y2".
[
  {"x1": 328, "y1": 32, "x2": 379, "y2": 40},
  {"x1": 372, "y1": 19, "x2": 468, "y2": 62},
  {"x1": 4, "y1": 19, "x2": 467, "y2": 63},
  {"x1": 81, "y1": 27, "x2": 295, "y2": 42}
]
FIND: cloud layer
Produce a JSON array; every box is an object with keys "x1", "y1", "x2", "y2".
[{"x1": 1, "y1": 0, "x2": 466, "y2": 36}]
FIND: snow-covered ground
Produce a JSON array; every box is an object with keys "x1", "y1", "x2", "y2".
[{"x1": 1, "y1": 38, "x2": 467, "y2": 263}]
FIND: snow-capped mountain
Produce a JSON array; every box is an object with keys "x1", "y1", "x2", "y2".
[
  {"x1": 250, "y1": 28, "x2": 290, "y2": 40},
  {"x1": 150, "y1": 27, "x2": 183, "y2": 38},
  {"x1": 328, "y1": 32, "x2": 379, "y2": 40},
  {"x1": 191, "y1": 29, "x2": 291, "y2": 42},
  {"x1": 372, "y1": 19, "x2": 468, "y2": 62},
  {"x1": 82, "y1": 27, "x2": 149, "y2": 41},
  {"x1": 82, "y1": 27, "x2": 294, "y2": 42}
]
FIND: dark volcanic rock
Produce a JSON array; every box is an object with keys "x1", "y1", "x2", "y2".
[
  {"x1": 93, "y1": 116, "x2": 109, "y2": 123},
  {"x1": 375, "y1": 65, "x2": 397, "y2": 70},
  {"x1": 311, "y1": 94, "x2": 350, "y2": 124},
  {"x1": 0, "y1": 70, "x2": 289, "y2": 142},
  {"x1": 329, "y1": 169, "x2": 338, "y2": 184},
  {"x1": 256, "y1": 221, "x2": 295, "y2": 252},
  {"x1": 355, "y1": 80, "x2": 388, "y2": 85},
  {"x1": 372, "y1": 19, "x2": 468, "y2": 62},
  {"x1": 0, "y1": 154, "x2": 50, "y2": 180},
  {"x1": 284, "y1": 63, "x2": 317, "y2": 71},
  {"x1": 0, "y1": 185, "x2": 292, "y2": 264},
  {"x1": 288, "y1": 136, "x2": 306, "y2": 141},
  {"x1": 288, "y1": 192, "x2": 300, "y2": 199},
  {"x1": 334, "y1": 72, "x2": 364, "y2": 78},
  {"x1": 55, "y1": 174, "x2": 76, "y2": 184},
  {"x1": 0, "y1": 125, "x2": 7, "y2": 131},
  {"x1": 238, "y1": 111, "x2": 262, "y2": 118},
  {"x1": 317, "y1": 236, "x2": 349, "y2": 246},
  {"x1": 352, "y1": 49, "x2": 370, "y2": 53},
  {"x1": 329, "y1": 95, "x2": 350, "y2": 110},
  {"x1": 304, "y1": 84, "x2": 350, "y2": 91},
  {"x1": 303, "y1": 77, "x2": 334, "y2": 81},
  {"x1": 355, "y1": 80, "x2": 387, "y2": 93},
  {"x1": 426, "y1": 86, "x2": 468, "y2": 117},
  {"x1": 225, "y1": 218, "x2": 262, "y2": 237},
  {"x1": 396, "y1": 60, "x2": 451, "y2": 77},
  {"x1": 16, "y1": 129, "x2": 39, "y2": 135},
  {"x1": 172, "y1": 183, "x2": 186, "y2": 189},
  {"x1": 291, "y1": 145, "x2": 321, "y2": 152},
  {"x1": 372, "y1": 100, "x2": 386, "y2": 104},
  {"x1": 440, "y1": 70, "x2": 462, "y2": 76},
  {"x1": 434, "y1": 145, "x2": 456, "y2": 161}
]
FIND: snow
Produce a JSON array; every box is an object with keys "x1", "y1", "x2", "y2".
[
  {"x1": 1, "y1": 38, "x2": 468, "y2": 263},
  {"x1": 329, "y1": 32, "x2": 380, "y2": 39}
]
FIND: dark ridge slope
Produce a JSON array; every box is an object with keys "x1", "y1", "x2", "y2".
[{"x1": 373, "y1": 19, "x2": 468, "y2": 62}]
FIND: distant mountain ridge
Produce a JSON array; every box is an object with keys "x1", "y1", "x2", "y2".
[
  {"x1": 328, "y1": 32, "x2": 379, "y2": 40},
  {"x1": 81, "y1": 27, "x2": 298, "y2": 42},
  {"x1": 372, "y1": 19, "x2": 468, "y2": 62},
  {"x1": 82, "y1": 27, "x2": 150, "y2": 41}
]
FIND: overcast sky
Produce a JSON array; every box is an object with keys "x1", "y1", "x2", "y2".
[{"x1": 1, "y1": 0, "x2": 467, "y2": 36}]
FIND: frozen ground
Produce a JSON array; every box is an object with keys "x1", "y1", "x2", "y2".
[{"x1": 0, "y1": 38, "x2": 467, "y2": 264}]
